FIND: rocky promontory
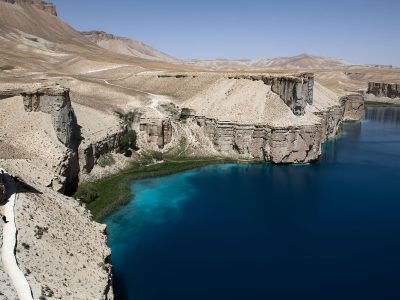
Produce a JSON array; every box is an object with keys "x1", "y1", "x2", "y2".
[
  {"x1": 367, "y1": 82, "x2": 400, "y2": 99},
  {"x1": 132, "y1": 73, "x2": 364, "y2": 163}
]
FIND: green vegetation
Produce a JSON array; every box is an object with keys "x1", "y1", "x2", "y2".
[
  {"x1": 365, "y1": 101, "x2": 400, "y2": 107},
  {"x1": 74, "y1": 185, "x2": 99, "y2": 204},
  {"x1": 97, "y1": 153, "x2": 116, "y2": 168},
  {"x1": 118, "y1": 129, "x2": 137, "y2": 156},
  {"x1": 76, "y1": 155, "x2": 237, "y2": 221},
  {"x1": 0, "y1": 64, "x2": 14, "y2": 71},
  {"x1": 114, "y1": 110, "x2": 138, "y2": 125},
  {"x1": 114, "y1": 110, "x2": 139, "y2": 156}
]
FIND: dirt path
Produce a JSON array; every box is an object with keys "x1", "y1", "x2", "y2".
[
  {"x1": 0, "y1": 168, "x2": 33, "y2": 300},
  {"x1": 101, "y1": 78, "x2": 170, "y2": 117}
]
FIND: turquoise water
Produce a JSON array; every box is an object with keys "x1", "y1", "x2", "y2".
[{"x1": 106, "y1": 106, "x2": 400, "y2": 300}]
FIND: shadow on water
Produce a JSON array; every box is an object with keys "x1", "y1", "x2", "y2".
[
  {"x1": 366, "y1": 106, "x2": 400, "y2": 124},
  {"x1": 320, "y1": 121, "x2": 362, "y2": 163}
]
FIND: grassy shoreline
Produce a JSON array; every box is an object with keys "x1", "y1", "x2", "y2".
[
  {"x1": 77, "y1": 157, "x2": 240, "y2": 221},
  {"x1": 78, "y1": 103, "x2": 398, "y2": 222},
  {"x1": 365, "y1": 101, "x2": 400, "y2": 107}
]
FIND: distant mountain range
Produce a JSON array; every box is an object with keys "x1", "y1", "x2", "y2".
[{"x1": 0, "y1": 0, "x2": 355, "y2": 72}]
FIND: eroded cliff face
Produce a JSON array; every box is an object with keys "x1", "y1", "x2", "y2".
[
  {"x1": 0, "y1": 173, "x2": 6, "y2": 203},
  {"x1": 341, "y1": 94, "x2": 365, "y2": 121},
  {"x1": 228, "y1": 73, "x2": 314, "y2": 116},
  {"x1": 367, "y1": 82, "x2": 400, "y2": 99},
  {"x1": 22, "y1": 86, "x2": 80, "y2": 149},
  {"x1": 79, "y1": 132, "x2": 122, "y2": 174},
  {"x1": 136, "y1": 75, "x2": 364, "y2": 164},
  {"x1": 21, "y1": 86, "x2": 80, "y2": 195}
]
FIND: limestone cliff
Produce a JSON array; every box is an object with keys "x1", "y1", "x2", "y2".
[
  {"x1": 367, "y1": 82, "x2": 400, "y2": 99},
  {"x1": 21, "y1": 86, "x2": 80, "y2": 195},
  {"x1": 228, "y1": 73, "x2": 314, "y2": 116},
  {"x1": 341, "y1": 94, "x2": 365, "y2": 121},
  {"x1": 135, "y1": 74, "x2": 364, "y2": 163},
  {"x1": 79, "y1": 132, "x2": 122, "y2": 174}
]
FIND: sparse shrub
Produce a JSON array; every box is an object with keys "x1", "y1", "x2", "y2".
[
  {"x1": 34, "y1": 226, "x2": 48, "y2": 239},
  {"x1": 26, "y1": 37, "x2": 39, "y2": 42},
  {"x1": 75, "y1": 185, "x2": 99, "y2": 204},
  {"x1": 151, "y1": 151, "x2": 164, "y2": 161},
  {"x1": 180, "y1": 107, "x2": 192, "y2": 119},
  {"x1": 22, "y1": 242, "x2": 30, "y2": 250},
  {"x1": 114, "y1": 110, "x2": 139, "y2": 125},
  {"x1": 0, "y1": 64, "x2": 14, "y2": 71},
  {"x1": 97, "y1": 153, "x2": 116, "y2": 168},
  {"x1": 118, "y1": 129, "x2": 137, "y2": 156},
  {"x1": 41, "y1": 285, "x2": 54, "y2": 298}
]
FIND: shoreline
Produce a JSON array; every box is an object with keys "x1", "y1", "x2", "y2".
[
  {"x1": 77, "y1": 157, "x2": 246, "y2": 221},
  {"x1": 77, "y1": 101, "x2": 385, "y2": 222},
  {"x1": 78, "y1": 118, "x2": 372, "y2": 222}
]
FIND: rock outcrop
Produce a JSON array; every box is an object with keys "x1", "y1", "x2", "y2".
[
  {"x1": 21, "y1": 86, "x2": 80, "y2": 149},
  {"x1": 21, "y1": 86, "x2": 80, "y2": 195},
  {"x1": 1, "y1": 0, "x2": 57, "y2": 15},
  {"x1": 79, "y1": 132, "x2": 122, "y2": 174},
  {"x1": 367, "y1": 82, "x2": 400, "y2": 99},
  {"x1": 191, "y1": 117, "x2": 322, "y2": 163},
  {"x1": 139, "y1": 119, "x2": 173, "y2": 149},
  {"x1": 185, "y1": 95, "x2": 361, "y2": 163},
  {"x1": 228, "y1": 73, "x2": 314, "y2": 116},
  {"x1": 0, "y1": 173, "x2": 6, "y2": 203},
  {"x1": 341, "y1": 94, "x2": 365, "y2": 121}
]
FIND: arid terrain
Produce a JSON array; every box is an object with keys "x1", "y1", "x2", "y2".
[{"x1": 0, "y1": 1, "x2": 400, "y2": 299}]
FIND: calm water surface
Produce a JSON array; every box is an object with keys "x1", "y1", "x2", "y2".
[{"x1": 105, "y1": 106, "x2": 400, "y2": 300}]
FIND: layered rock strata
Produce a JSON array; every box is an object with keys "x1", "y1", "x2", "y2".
[
  {"x1": 21, "y1": 86, "x2": 80, "y2": 195},
  {"x1": 187, "y1": 95, "x2": 359, "y2": 163},
  {"x1": 340, "y1": 94, "x2": 365, "y2": 120},
  {"x1": 139, "y1": 119, "x2": 173, "y2": 149},
  {"x1": 79, "y1": 132, "x2": 122, "y2": 174},
  {"x1": 367, "y1": 82, "x2": 400, "y2": 99},
  {"x1": 137, "y1": 93, "x2": 363, "y2": 163},
  {"x1": 228, "y1": 73, "x2": 314, "y2": 116}
]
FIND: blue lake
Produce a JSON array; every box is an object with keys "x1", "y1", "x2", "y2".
[{"x1": 105, "y1": 106, "x2": 400, "y2": 300}]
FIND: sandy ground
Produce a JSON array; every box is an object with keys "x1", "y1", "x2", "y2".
[
  {"x1": 0, "y1": 96, "x2": 66, "y2": 188},
  {"x1": 0, "y1": 169, "x2": 33, "y2": 300}
]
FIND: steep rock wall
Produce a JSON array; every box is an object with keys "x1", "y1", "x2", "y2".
[
  {"x1": 340, "y1": 94, "x2": 365, "y2": 121},
  {"x1": 139, "y1": 118, "x2": 173, "y2": 149},
  {"x1": 79, "y1": 132, "x2": 122, "y2": 174},
  {"x1": 21, "y1": 86, "x2": 80, "y2": 149},
  {"x1": 163, "y1": 91, "x2": 362, "y2": 163},
  {"x1": 0, "y1": 173, "x2": 6, "y2": 203},
  {"x1": 367, "y1": 82, "x2": 400, "y2": 99},
  {"x1": 228, "y1": 73, "x2": 314, "y2": 116},
  {"x1": 21, "y1": 86, "x2": 80, "y2": 195},
  {"x1": 190, "y1": 109, "x2": 335, "y2": 163}
]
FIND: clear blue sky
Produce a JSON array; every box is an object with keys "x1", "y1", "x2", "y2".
[{"x1": 52, "y1": 0, "x2": 400, "y2": 65}]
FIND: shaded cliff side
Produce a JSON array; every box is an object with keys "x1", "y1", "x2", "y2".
[
  {"x1": 135, "y1": 74, "x2": 364, "y2": 164},
  {"x1": 367, "y1": 82, "x2": 400, "y2": 99},
  {"x1": 21, "y1": 86, "x2": 81, "y2": 195}
]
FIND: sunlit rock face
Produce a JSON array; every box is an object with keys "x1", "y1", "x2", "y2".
[{"x1": 1, "y1": 0, "x2": 57, "y2": 16}]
